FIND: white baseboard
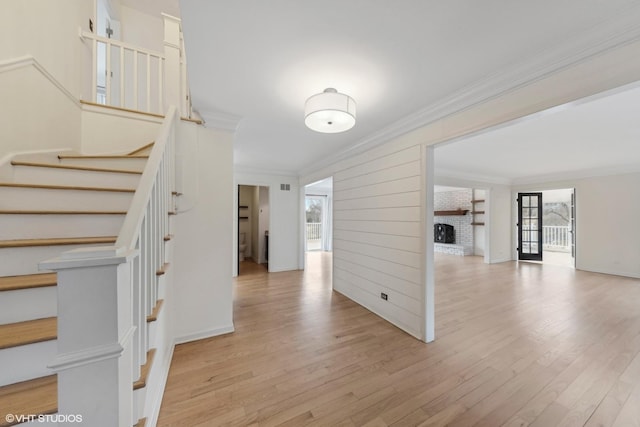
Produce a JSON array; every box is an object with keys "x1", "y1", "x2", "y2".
[
  {"x1": 147, "y1": 342, "x2": 175, "y2": 427},
  {"x1": 174, "y1": 324, "x2": 235, "y2": 345}
]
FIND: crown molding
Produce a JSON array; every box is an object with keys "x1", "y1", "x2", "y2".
[
  {"x1": 0, "y1": 55, "x2": 80, "y2": 106},
  {"x1": 434, "y1": 168, "x2": 512, "y2": 186},
  {"x1": 200, "y1": 109, "x2": 242, "y2": 132},
  {"x1": 298, "y1": 3, "x2": 640, "y2": 178},
  {"x1": 510, "y1": 163, "x2": 640, "y2": 187},
  {"x1": 234, "y1": 165, "x2": 299, "y2": 177}
]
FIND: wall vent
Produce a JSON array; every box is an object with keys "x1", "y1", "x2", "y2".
[{"x1": 280, "y1": 184, "x2": 291, "y2": 191}]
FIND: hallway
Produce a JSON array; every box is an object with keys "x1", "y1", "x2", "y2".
[{"x1": 158, "y1": 253, "x2": 640, "y2": 426}]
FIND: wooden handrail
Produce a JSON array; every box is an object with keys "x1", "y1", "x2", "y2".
[{"x1": 116, "y1": 106, "x2": 177, "y2": 251}]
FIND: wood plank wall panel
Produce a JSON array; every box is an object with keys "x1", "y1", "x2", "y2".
[{"x1": 332, "y1": 145, "x2": 424, "y2": 338}]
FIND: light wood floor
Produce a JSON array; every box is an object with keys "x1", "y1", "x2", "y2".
[{"x1": 158, "y1": 253, "x2": 640, "y2": 426}]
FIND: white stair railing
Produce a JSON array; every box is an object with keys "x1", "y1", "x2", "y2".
[
  {"x1": 80, "y1": 14, "x2": 191, "y2": 118},
  {"x1": 40, "y1": 106, "x2": 178, "y2": 427},
  {"x1": 81, "y1": 31, "x2": 165, "y2": 114}
]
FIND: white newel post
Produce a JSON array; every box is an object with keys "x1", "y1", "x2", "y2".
[
  {"x1": 40, "y1": 247, "x2": 137, "y2": 427},
  {"x1": 163, "y1": 14, "x2": 183, "y2": 116}
]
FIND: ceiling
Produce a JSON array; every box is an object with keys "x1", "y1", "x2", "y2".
[
  {"x1": 435, "y1": 83, "x2": 640, "y2": 185},
  {"x1": 177, "y1": 1, "x2": 639, "y2": 178}
]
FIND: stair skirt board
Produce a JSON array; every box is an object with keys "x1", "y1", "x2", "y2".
[
  {"x1": 0, "y1": 214, "x2": 124, "y2": 240},
  {"x1": 0, "y1": 286, "x2": 56, "y2": 324},
  {"x1": 0, "y1": 187, "x2": 133, "y2": 210},
  {"x1": 0, "y1": 341, "x2": 56, "y2": 387}
]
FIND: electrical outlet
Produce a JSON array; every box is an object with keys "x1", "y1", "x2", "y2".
[{"x1": 381, "y1": 292, "x2": 388, "y2": 301}]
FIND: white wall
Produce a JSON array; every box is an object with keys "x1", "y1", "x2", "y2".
[
  {"x1": 0, "y1": 0, "x2": 92, "y2": 159},
  {"x1": 487, "y1": 185, "x2": 512, "y2": 263},
  {"x1": 234, "y1": 173, "x2": 299, "y2": 275},
  {"x1": 81, "y1": 107, "x2": 163, "y2": 154},
  {"x1": 258, "y1": 186, "x2": 270, "y2": 264},
  {"x1": 120, "y1": 5, "x2": 164, "y2": 53},
  {"x1": 513, "y1": 172, "x2": 640, "y2": 278},
  {"x1": 0, "y1": 62, "x2": 81, "y2": 159},
  {"x1": 0, "y1": 0, "x2": 92, "y2": 99},
  {"x1": 173, "y1": 123, "x2": 234, "y2": 342}
]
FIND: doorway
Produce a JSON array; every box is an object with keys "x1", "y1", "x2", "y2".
[
  {"x1": 517, "y1": 188, "x2": 575, "y2": 267},
  {"x1": 304, "y1": 178, "x2": 333, "y2": 271},
  {"x1": 237, "y1": 185, "x2": 270, "y2": 275}
]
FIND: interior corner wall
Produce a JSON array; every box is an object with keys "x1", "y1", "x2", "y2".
[
  {"x1": 234, "y1": 172, "x2": 300, "y2": 274},
  {"x1": 0, "y1": 0, "x2": 92, "y2": 100},
  {"x1": 0, "y1": 64, "x2": 81, "y2": 159},
  {"x1": 173, "y1": 123, "x2": 234, "y2": 342},
  {"x1": 512, "y1": 172, "x2": 640, "y2": 278}
]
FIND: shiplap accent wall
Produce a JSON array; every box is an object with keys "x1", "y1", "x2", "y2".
[{"x1": 333, "y1": 144, "x2": 425, "y2": 338}]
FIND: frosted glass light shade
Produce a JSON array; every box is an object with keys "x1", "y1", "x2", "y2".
[{"x1": 304, "y1": 88, "x2": 356, "y2": 133}]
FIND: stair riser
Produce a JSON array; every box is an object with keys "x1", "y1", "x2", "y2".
[
  {"x1": 0, "y1": 244, "x2": 114, "y2": 276},
  {"x1": 0, "y1": 287, "x2": 56, "y2": 324},
  {"x1": 0, "y1": 215, "x2": 124, "y2": 240},
  {"x1": 0, "y1": 340, "x2": 56, "y2": 387},
  {"x1": 11, "y1": 166, "x2": 140, "y2": 189},
  {"x1": 0, "y1": 187, "x2": 133, "y2": 211},
  {"x1": 57, "y1": 158, "x2": 147, "y2": 171}
]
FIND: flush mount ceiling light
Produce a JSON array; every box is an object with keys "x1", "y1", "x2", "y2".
[{"x1": 304, "y1": 88, "x2": 356, "y2": 133}]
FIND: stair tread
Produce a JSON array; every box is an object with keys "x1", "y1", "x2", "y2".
[
  {"x1": 134, "y1": 418, "x2": 147, "y2": 427},
  {"x1": 156, "y1": 263, "x2": 170, "y2": 276},
  {"x1": 147, "y1": 299, "x2": 164, "y2": 323},
  {"x1": 58, "y1": 154, "x2": 148, "y2": 160},
  {"x1": 128, "y1": 142, "x2": 155, "y2": 156},
  {"x1": 0, "y1": 210, "x2": 126, "y2": 215},
  {"x1": 11, "y1": 161, "x2": 142, "y2": 175},
  {"x1": 0, "y1": 375, "x2": 57, "y2": 427},
  {"x1": 0, "y1": 317, "x2": 57, "y2": 350},
  {"x1": 133, "y1": 349, "x2": 156, "y2": 390},
  {"x1": 0, "y1": 182, "x2": 135, "y2": 193},
  {"x1": 0, "y1": 236, "x2": 117, "y2": 248},
  {"x1": 0, "y1": 273, "x2": 57, "y2": 292}
]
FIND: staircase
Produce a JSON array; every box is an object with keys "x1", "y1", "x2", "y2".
[{"x1": 0, "y1": 143, "x2": 161, "y2": 426}]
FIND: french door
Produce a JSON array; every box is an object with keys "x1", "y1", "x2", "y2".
[{"x1": 517, "y1": 192, "x2": 543, "y2": 261}]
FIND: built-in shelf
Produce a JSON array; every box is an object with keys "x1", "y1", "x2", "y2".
[
  {"x1": 470, "y1": 199, "x2": 485, "y2": 226},
  {"x1": 434, "y1": 209, "x2": 468, "y2": 216}
]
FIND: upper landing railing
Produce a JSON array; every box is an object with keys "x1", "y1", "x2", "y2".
[{"x1": 80, "y1": 14, "x2": 191, "y2": 117}]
